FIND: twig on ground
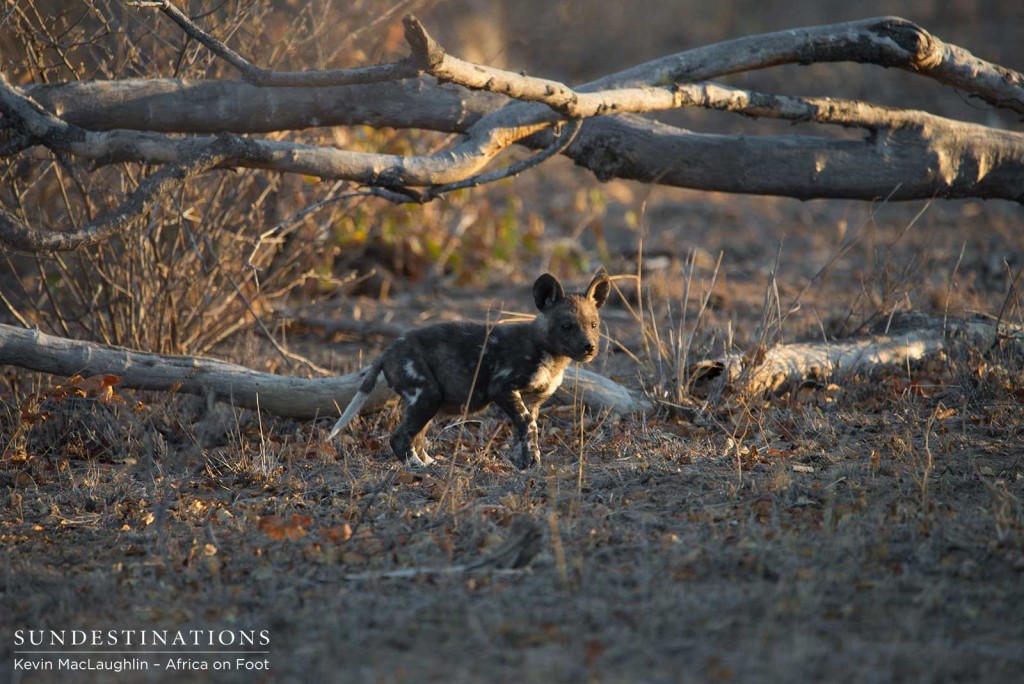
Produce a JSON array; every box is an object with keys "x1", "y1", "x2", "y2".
[{"x1": 341, "y1": 516, "x2": 544, "y2": 581}]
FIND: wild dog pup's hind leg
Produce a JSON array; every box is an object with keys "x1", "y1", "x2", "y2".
[
  {"x1": 384, "y1": 356, "x2": 441, "y2": 468},
  {"x1": 391, "y1": 387, "x2": 440, "y2": 467},
  {"x1": 494, "y1": 390, "x2": 541, "y2": 469}
]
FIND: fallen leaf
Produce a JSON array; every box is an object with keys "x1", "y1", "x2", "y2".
[
  {"x1": 47, "y1": 374, "x2": 124, "y2": 404},
  {"x1": 395, "y1": 470, "x2": 422, "y2": 485},
  {"x1": 19, "y1": 407, "x2": 49, "y2": 425},
  {"x1": 48, "y1": 374, "x2": 84, "y2": 400},
  {"x1": 258, "y1": 514, "x2": 310, "y2": 541},
  {"x1": 323, "y1": 523, "x2": 353, "y2": 543}
]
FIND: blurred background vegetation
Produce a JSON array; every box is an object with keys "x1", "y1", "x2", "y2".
[{"x1": 1, "y1": 0, "x2": 1021, "y2": 360}]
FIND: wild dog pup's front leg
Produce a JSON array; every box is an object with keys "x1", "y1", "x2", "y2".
[{"x1": 494, "y1": 390, "x2": 541, "y2": 469}]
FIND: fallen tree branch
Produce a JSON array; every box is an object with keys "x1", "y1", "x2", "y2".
[
  {"x1": 143, "y1": 5, "x2": 1024, "y2": 118},
  {"x1": 420, "y1": 117, "x2": 583, "y2": 201},
  {"x1": 430, "y1": 14, "x2": 1024, "y2": 182},
  {"x1": 591, "y1": 15, "x2": 1024, "y2": 113},
  {"x1": 564, "y1": 113, "x2": 1024, "y2": 202},
  {"x1": 19, "y1": 15, "x2": 1024, "y2": 205},
  {"x1": 341, "y1": 516, "x2": 544, "y2": 580},
  {"x1": 0, "y1": 68, "x2": 547, "y2": 194},
  {"x1": 26, "y1": 78, "x2": 500, "y2": 135},
  {"x1": 26, "y1": 82, "x2": 1024, "y2": 202},
  {"x1": 0, "y1": 323, "x2": 652, "y2": 418},
  {"x1": 0, "y1": 322, "x2": 389, "y2": 418},
  {"x1": 31, "y1": 14, "x2": 1024, "y2": 132},
  {"x1": 689, "y1": 312, "x2": 1024, "y2": 397},
  {"x1": 3, "y1": 312, "x2": 1019, "y2": 420},
  {"x1": 14, "y1": 76, "x2": 1024, "y2": 205},
  {"x1": 406, "y1": 15, "x2": 1024, "y2": 124}
]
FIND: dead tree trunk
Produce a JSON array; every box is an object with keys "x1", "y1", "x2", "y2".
[
  {"x1": 3, "y1": 12, "x2": 1024, "y2": 254},
  {"x1": 688, "y1": 313, "x2": 1024, "y2": 398},
  {"x1": 2, "y1": 314, "x2": 1018, "y2": 419},
  {"x1": 0, "y1": 323, "x2": 653, "y2": 419}
]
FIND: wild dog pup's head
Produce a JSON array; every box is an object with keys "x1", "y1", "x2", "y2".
[{"x1": 533, "y1": 272, "x2": 610, "y2": 362}]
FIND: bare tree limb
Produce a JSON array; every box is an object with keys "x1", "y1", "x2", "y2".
[
  {"x1": 17, "y1": 75, "x2": 1024, "y2": 204},
  {"x1": 404, "y1": 15, "x2": 1024, "y2": 126},
  {"x1": 434, "y1": 15, "x2": 1024, "y2": 162},
  {"x1": 130, "y1": 12, "x2": 1024, "y2": 126},
  {"x1": 564, "y1": 113, "x2": 1024, "y2": 202},
  {"x1": 0, "y1": 67, "x2": 535, "y2": 195},
  {"x1": 421, "y1": 117, "x2": 583, "y2": 200},
  {"x1": 26, "y1": 78, "x2": 499, "y2": 135},
  {"x1": 0, "y1": 321, "x2": 386, "y2": 418},
  {"x1": 0, "y1": 323, "x2": 652, "y2": 418},
  {"x1": 137, "y1": 0, "x2": 426, "y2": 87},
  {"x1": 29, "y1": 15, "x2": 1024, "y2": 133},
  {"x1": 2, "y1": 313, "x2": 1019, "y2": 419},
  {"x1": 689, "y1": 313, "x2": 1024, "y2": 398},
  {"x1": 581, "y1": 15, "x2": 1024, "y2": 113}
]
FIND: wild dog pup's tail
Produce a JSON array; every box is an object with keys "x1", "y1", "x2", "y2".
[{"x1": 326, "y1": 358, "x2": 384, "y2": 441}]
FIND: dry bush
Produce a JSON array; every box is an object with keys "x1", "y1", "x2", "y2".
[{"x1": 0, "y1": 0, "x2": 564, "y2": 354}]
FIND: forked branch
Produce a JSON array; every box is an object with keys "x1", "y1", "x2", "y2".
[{"x1": 140, "y1": 0, "x2": 426, "y2": 87}]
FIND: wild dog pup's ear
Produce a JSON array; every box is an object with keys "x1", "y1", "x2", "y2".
[
  {"x1": 586, "y1": 272, "x2": 611, "y2": 309},
  {"x1": 533, "y1": 273, "x2": 565, "y2": 311}
]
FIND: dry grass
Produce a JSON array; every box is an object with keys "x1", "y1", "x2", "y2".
[
  {"x1": 2, "y1": 334, "x2": 1023, "y2": 681},
  {"x1": 3, "y1": 218, "x2": 1024, "y2": 680}
]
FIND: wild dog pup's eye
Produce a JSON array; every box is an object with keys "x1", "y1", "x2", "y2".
[
  {"x1": 591, "y1": 322, "x2": 598, "y2": 330},
  {"x1": 561, "y1": 322, "x2": 573, "y2": 330}
]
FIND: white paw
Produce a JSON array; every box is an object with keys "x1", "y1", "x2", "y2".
[
  {"x1": 412, "y1": 446, "x2": 436, "y2": 467},
  {"x1": 509, "y1": 441, "x2": 539, "y2": 470}
]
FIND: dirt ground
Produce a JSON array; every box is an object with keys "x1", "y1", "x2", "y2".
[
  {"x1": 3, "y1": 1, "x2": 1024, "y2": 682},
  {"x1": 4, "y1": 191, "x2": 1023, "y2": 683}
]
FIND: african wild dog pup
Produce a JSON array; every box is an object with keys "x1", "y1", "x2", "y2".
[{"x1": 327, "y1": 272, "x2": 611, "y2": 469}]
